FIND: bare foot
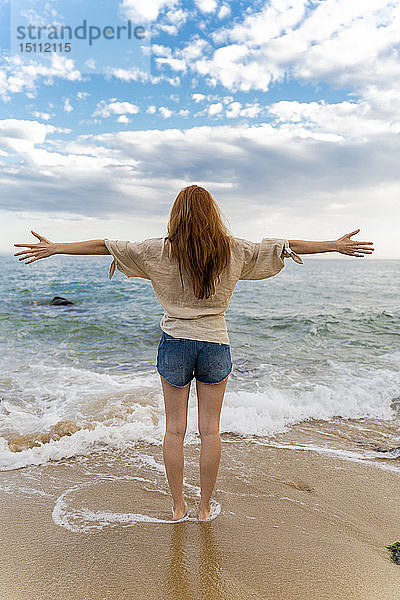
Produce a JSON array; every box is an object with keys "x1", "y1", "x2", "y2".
[
  {"x1": 172, "y1": 500, "x2": 188, "y2": 521},
  {"x1": 198, "y1": 502, "x2": 211, "y2": 521}
]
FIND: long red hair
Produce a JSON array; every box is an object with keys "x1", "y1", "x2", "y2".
[{"x1": 166, "y1": 185, "x2": 232, "y2": 299}]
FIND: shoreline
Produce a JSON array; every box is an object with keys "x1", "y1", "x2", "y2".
[{"x1": 2, "y1": 432, "x2": 400, "y2": 599}]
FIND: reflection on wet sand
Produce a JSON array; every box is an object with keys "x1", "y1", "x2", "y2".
[
  {"x1": 165, "y1": 523, "x2": 191, "y2": 600},
  {"x1": 199, "y1": 523, "x2": 229, "y2": 600},
  {"x1": 165, "y1": 523, "x2": 232, "y2": 600}
]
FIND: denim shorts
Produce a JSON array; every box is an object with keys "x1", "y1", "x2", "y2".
[{"x1": 157, "y1": 331, "x2": 233, "y2": 387}]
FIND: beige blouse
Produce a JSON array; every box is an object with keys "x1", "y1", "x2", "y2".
[{"x1": 104, "y1": 237, "x2": 303, "y2": 345}]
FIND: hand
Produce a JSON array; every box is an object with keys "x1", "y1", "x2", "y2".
[
  {"x1": 14, "y1": 231, "x2": 55, "y2": 264},
  {"x1": 336, "y1": 229, "x2": 374, "y2": 257}
]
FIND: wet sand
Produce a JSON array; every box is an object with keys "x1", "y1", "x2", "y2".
[{"x1": 1, "y1": 432, "x2": 400, "y2": 600}]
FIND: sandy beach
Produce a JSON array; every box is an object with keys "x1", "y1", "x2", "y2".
[{"x1": 2, "y1": 424, "x2": 400, "y2": 600}]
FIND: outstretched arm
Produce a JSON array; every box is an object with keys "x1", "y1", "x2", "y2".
[
  {"x1": 14, "y1": 231, "x2": 110, "y2": 264},
  {"x1": 288, "y1": 229, "x2": 374, "y2": 258}
]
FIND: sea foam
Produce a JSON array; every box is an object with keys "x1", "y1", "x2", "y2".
[{"x1": 1, "y1": 354, "x2": 399, "y2": 471}]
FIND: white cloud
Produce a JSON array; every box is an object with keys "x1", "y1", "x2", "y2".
[
  {"x1": 45, "y1": 125, "x2": 72, "y2": 135},
  {"x1": 0, "y1": 54, "x2": 81, "y2": 102},
  {"x1": 217, "y1": 4, "x2": 231, "y2": 19},
  {"x1": 76, "y1": 91, "x2": 90, "y2": 100},
  {"x1": 119, "y1": 0, "x2": 177, "y2": 23},
  {"x1": 93, "y1": 101, "x2": 140, "y2": 118},
  {"x1": 158, "y1": 24, "x2": 179, "y2": 35},
  {"x1": 180, "y1": 37, "x2": 210, "y2": 60},
  {"x1": 208, "y1": 102, "x2": 223, "y2": 116},
  {"x1": 146, "y1": 105, "x2": 157, "y2": 114},
  {"x1": 158, "y1": 7, "x2": 188, "y2": 34},
  {"x1": 85, "y1": 58, "x2": 96, "y2": 70},
  {"x1": 155, "y1": 0, "x2": 400, "y2": 98},
  {"x1": 196, "y1": 44, "x2": 273, "y2": 92},
  {"x1": 63, "y1": 98, "x2": 73, "y2": 113},
  {"x1": 225, "y1": 101, "x2": 241, "y2": 119},
  {"x1": 159, "y1": 106, "x2": 173, "y2": 118},
  {"x1": 197, "y1": 99, "x2": 264, "y2": 119},
  {"x1": 165, "y1": 7, "x2": 188, "y2": 25},
  {"x1": 153, "y1": 38, "x2": 210, "y2": 75},
  {"x1": 213, "y1": 0, "x2": 307, "y2": 46},
  {"x1": 268, "y1": 99, "x2": 400, "y2": 138},
  {"x1": 194, "y1": 0, "x2": 218, "y2": 13},
  {"x1": 156, "y1": 56, "x2": 187, "y2": 72},
  {"x1": 32, "y1": 111, "x2": 52, "y2": 121},
  {"x1": 107, "y1": 66, "x2": 181, "y2": 86},
  {"x1": 117, "y1": 115, "x2": 130, "y2": 124},
  {"x1": 153, "y1": 44, "x2": 187, "y2": 72},
  {"x1": 290, "y1": 1, "x2": 400, "y2": 90},
  {"x1": 105, "y1": 66, "x2": 150, "y2": 82},
  {"x1": 0, "y1": 119, "x2": 47, "y2": 154},
  {"x1": 192, "y1": 93, "x2": 206, "y2": 102},
  {"x1": 240, "y1": 103, "x2": 263, "y2": 118}
]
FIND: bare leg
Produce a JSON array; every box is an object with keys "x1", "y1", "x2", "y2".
[
  {"x1": 160, "y1": 375, "x2": 191, "y2": 520},
  {"x1": 196, "y1": 376, "x2": 228, "y2": 521}
]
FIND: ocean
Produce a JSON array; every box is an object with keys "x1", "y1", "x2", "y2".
[{"x1": 1, "y1": 255, "x2": 400, "y2": 530}]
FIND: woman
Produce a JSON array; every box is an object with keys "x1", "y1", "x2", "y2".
[{"x1": 14, "y1": 185, "x2": 374, "y2": 521}]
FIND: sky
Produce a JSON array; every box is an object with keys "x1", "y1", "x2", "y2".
[{"x1": 0, "y1": 0, "x2": 399, "y2": 258}]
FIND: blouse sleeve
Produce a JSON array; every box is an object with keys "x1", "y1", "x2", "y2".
[
  {"x1": 104, "y1": 239, "x2": 150, "y2": 280},
  {"x1": 239, "y1": 238, "x2": 303, "y2": 280}
]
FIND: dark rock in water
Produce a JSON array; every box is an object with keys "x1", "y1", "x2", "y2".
[
  {"x1": 51, "y1": 296, "x2": 74, "y2": 306},
  {"x1": 386, "y1": 542, "x2": 400, "y2": 564},
  {"x1": 390, "y1": 396, "x2": 400, "y2": 409},
  {"x1": 373, "y1": 446, "x2": 400, "y2": 458}
]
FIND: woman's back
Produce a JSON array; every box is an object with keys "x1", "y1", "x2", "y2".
[{"x1": 105, "y1": 235, "x2": 302, "y2": 344}]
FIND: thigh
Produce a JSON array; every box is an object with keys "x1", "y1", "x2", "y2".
[
  {"x1": 196, "y1": 377, "x2": 228, "y2": 435},
  {"x1": 195, "y1": 341, "x2": 232, "y2": 385},
  {"x1": 160, "y1": 375, "x2": 191, "y2": 433}
]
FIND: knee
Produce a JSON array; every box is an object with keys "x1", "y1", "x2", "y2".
[
  {"x1": 165, "y1": 424, "x2": 187, "y2": 440},
  {"x1": 199, "y1": 427, "x2": 220, "y2": 441}
]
